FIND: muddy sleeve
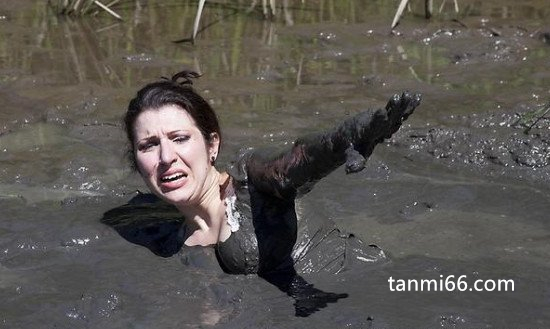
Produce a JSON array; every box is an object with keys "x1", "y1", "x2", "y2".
[{"x1": 246, "y1": 92, "x2": 421, "y2": 199}]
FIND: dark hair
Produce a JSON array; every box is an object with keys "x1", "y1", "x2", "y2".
[{"x1": 124, "y1": 70, "x2": 221, "y2": 170}]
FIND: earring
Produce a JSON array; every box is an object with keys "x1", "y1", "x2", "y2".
[{"x1": 210, "y1": 155, "x2": 216, "y2": 164}]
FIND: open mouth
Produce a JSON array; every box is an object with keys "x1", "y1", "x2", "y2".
[{"x1": 160, "y1": 173, "x2": 187, "y2": 183}]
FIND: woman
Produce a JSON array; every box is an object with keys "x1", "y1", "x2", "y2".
[
  {"x1": 124, "y1": 70, "x2": 421, "y2": 274},
  {"x1": 119, "y1": 70, "x2": 420, "y2": 315}
]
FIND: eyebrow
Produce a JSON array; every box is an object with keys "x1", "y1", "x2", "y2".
[
  {"x1": 166, "y1": 129, "x2": 191, "y2": 136},
  {"x1": 137, "y1": 135, "x2": 157, "y2": 142},
  {"x1": 137, "y1": 130, "x2": 191, "y2": 142}
]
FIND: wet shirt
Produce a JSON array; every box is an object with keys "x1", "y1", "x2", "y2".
[
  {"x1": 180, "y1": 93, "x2": 421, "y2": 275},
  {"x1": 207, "y1": 150, "x2": 386, "y2": 275},
  {"x1": 214, "y1": 152, "x2": 298, "y2": 274}
]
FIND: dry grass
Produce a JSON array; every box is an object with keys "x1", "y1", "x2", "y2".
[{"x1": 48, "y1": 0, "x2": 122, "y2": 19}]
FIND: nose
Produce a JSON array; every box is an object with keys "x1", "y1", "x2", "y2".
[{"x1": 159, "y1": 139, "x2": 177, "y2": 165}]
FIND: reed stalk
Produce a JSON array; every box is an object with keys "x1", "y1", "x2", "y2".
[
  {"x1": 48, "y1": 0, "x2": 122, "y2": 19},
  {"x1": 391, "y1": 0, "x2": 460, "y2": 30},
  {"x1": 517, "y1": 102, "x2": 550, "y2": 134}
]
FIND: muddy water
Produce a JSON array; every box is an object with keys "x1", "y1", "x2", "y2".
[{"x1": 1, "y1": 0, "x2": 550, "y2": 327}]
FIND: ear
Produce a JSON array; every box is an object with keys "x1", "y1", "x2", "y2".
[{"x1": 208, "y1": 132, "x2": 220, "y2": 160}]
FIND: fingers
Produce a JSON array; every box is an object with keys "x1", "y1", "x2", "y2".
[
  {"x1": 405, "y1": 92, "x2": 422, "y2": 116},
  {"x1": 385, "y1": 93, "x2": 401, "y2": 111},
  {"x1": 385, "y1": 91, "x2": 422, "y2": 120}
]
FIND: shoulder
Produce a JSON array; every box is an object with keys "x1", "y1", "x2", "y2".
[
  {"x1": 224, "y1": 145, "x2": 295, "y2": 199},
  {"x1": 225, "y1": 147, "x2": 255, "y2": 184}
]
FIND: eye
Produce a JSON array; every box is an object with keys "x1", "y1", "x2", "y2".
[
  {"x1": 137, "y1": 140, "x2": 158, "y2": 152},
  {"x1": 173, "y1": 135, "x2": 190, "y2": 143}
]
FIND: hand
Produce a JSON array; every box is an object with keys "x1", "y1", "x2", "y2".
[
  {"x1": 384, "y1": 91, "x2": 422, "y2": 138},
  {"x1": 344, "y1": 91, "x2": 421, "y2": 174}
]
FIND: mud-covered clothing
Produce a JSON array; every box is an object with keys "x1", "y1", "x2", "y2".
[
  {"x1": 185, "y1": 93, "x2": 421, "y2": 275},
  {"x1": 210, "y1": 150, "x2": 386, "y2": 275}
]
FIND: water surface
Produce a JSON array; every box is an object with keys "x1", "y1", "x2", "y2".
[{"x1": 1, "y1": 0, "x2": 549, "y2": 327}]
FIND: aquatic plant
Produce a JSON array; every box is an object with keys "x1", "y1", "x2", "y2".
[
  {"x1": 516, "y1": 102, "x2": 550, "y2": 134},
  {"x1": 182, "y1": 0, "x2": 290, "y2": 44},
  {"x1": 48, "y1": 0, "x2": 122, "y2": 19},
  {"x1": 391, "y1": 0, "x2": 459, "y2": 29},
  {"x1": 188, "y1": 0, "x2": 459, "y2": 41}
]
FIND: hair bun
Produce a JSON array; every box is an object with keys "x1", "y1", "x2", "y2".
[{"x1": 164, "y1": 70, "x2": 201, "y2": 86}]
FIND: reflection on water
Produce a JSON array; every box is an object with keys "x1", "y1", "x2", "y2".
[{"x1": 2, "y1": 0, "x2": 548, "y2": 97}]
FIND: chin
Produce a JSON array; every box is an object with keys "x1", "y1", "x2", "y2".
[
  {"x1": 158, "y1": 189, "x2": 194, "y2": 206},
  {"x1": 144, "y1": 180, "x2": 186, "y2": 204}
]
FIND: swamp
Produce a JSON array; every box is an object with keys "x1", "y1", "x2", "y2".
[{"x1": 0, "y1": 0, "x2": 549, "y2": 328}]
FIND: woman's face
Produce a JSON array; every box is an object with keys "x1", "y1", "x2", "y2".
[{"x1": 133, "y1": 104, "x2": 219, "y2": 206}]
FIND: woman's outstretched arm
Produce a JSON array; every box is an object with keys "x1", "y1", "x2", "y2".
[{"x1": 245, "y1": 92, "x2": 421, "y2": 199}]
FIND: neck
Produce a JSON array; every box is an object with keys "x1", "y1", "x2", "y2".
[{"x1": 177, "y1": 167, "x2": 224, "y2": 233}]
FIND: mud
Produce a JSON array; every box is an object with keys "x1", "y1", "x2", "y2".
[
  {"x1": 392, "y1": 106, "x2": 550, "y2": 186},
  {"x1": 1, "y1": 0, "x2": 549, "y2": 328}
]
